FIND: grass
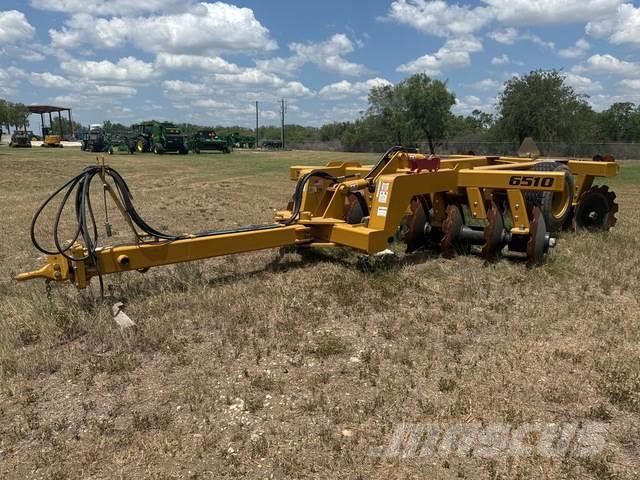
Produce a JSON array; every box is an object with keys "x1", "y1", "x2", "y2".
[{"x1": 0, "y1": 146, "x2": 639, "y2": 478}]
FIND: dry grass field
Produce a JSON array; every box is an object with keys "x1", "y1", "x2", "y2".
[{"x1": 0, "y1": 146, "x2": 639, "y2": 479}]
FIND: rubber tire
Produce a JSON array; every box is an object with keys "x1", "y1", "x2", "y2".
[{"x1": 523, "y1": 162, "x2": 575, "y2": 233}]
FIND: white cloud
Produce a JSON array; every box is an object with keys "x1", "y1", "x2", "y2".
[
  {"x1": 484, "y1": 0, "x2": 624, "y2": 26},
  {"x1": 558, "y1": 38, "x2": 590, "y2": 58},
  {"x1": 452, "y1": 95, "x2": 495, "y2": 115},
  {"x1": 50, "y1": 3, "x2": 277, "y2": 54},
  {"x1": 0, "y1": 10, "x2": 36, "y2": 44},
  {"x1": 29, "y1": 72, "x2": 74, "y2": 89},
  {"x1": 255, "y1": 56, "x2": 303, "y2": 77},
  {"x1": 385, "y1": 1, "x2": 493, "y2": 37},
  {"x1": 564, "y1": 73, "x2": 602, "y2": 92},
  {"x1": 61, "y1": 57, "x2": 157, "y2": 82},
  {"x1": 489, "y1": 27, "x2": 554, "y2": 50},
  {"x1": 397, "y1": 37, "x2": 483, "y2": 75},
  {"x1": 256, "y1": 34, "x2": 366, "y2": 77},
  {"x1": 163, "y1": 71, "x2": 313, "y2": 106},
  {"x1": 192, "y1": 98, "x2": 230, "y2": 109},
  {"x1": 491, "y1": 54, "x2": 511, "y2": 65},
  {"x1": 289, "y1": 34, "x2": 366, "y2": 76},
  {"x1": 587, "y1": 93, "x2": 640, "y2": 111},
  {"x1": 489, "y1": 28, "x2": 518, "y2": 44},
  {"x1": 210, "y1": 69, "x2": 314, "y2": 98},
  {"x1": 155, "y1": 53, "x2": 240, "y2": 74},
  {"x1": 0, "y1": 44, "x2": 46, "y2": 62},
  {"x1": 278, "y1": 81, "x2": 313, "y2": 98},
  {"x1": 0, "y1": 67, "x2": 21, "y2": 95},
  {"x1": 163, "y1": 80, "x2": 208, "y2": 96},
  {"x1": 586, "y1": 3, "x2": 640, "y2": 46},
  {"x1": 619, "y1": 79, "x2": 640, "y2": 90},
  {"x1": 213, "y1": 69, "x2": 287, "y2": 88},
  {"x1": 522, "y1": 33, "x2": 555, "y2": 50},
  {"x1": 31, "y1": 0, "x2": 191, "y2": 15},
  {"x1": 94, "y1": 85, "x2": 137, "y2": 96},
  {"x1": 319, "y1": 78, "x2": 392, "y2": 99},
  {"x1": 579, "y1": 54, "x2": 640, "y2": 77},
  {"x1": 386, "y1": 1, "x2": 624, "y2": 37}
]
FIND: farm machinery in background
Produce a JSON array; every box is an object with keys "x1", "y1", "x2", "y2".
[
  {"x1": 9, "y1": 130, "x2": 33, "y2": 148},
  {"x1": 28, "y1": 105, "x2": 74, "y2": 148},
  {"x1": 132, "y1": 121, "x2": 188, "y2": 155},
  {"x1": 80, "y1": 125, "x2": 136, "y2": 154},
  {"x1": 261, "y1": 139, "x2": 284, "y2": 149},
  {"x1": 230, "y1": 132, "x2": 256, "y2": 149},
  {"x1": 16, "y1": 144, "x2": 619, "y2": 294},
  {"x1": 80, "y1": 125, "x2": 107, "y2": 152},
  {"x1": 187, "y1": 129, "x2": 233, "y2": 154}
]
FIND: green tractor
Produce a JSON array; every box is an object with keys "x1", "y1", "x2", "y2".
[
  {"x1": 81, "y1": 124, "x2": 108, "y2": 152},
  {"x1": 229, "y1": 132, "x2": 255, "y2": 149},
  {"x1": 187, "y1": 129, "x2": 233, "y2": 154},
  {"x1": 132, "y1": 121, "x2": 188, "y2": 154}
]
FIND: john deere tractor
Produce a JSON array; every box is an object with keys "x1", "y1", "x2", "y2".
[
  {"x1": 132, "y1": 122, "x2": 187, "y2": 155},
  {"x1": 80, "y1": 124, "x2": 108, "y2": 152},
  {"x1": 187, "y1": 129, "x2": 233, "y2": 154},
  {"x1": 230, "y1": 132, "x2": 255, "y2": 148}
]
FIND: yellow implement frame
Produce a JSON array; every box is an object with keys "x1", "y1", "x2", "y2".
[{"x1": 16, "y1": 150, "x2": 619, "y2": 289}]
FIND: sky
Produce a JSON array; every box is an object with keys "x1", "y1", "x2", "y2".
[{"x1": 0, "y1": 0, "x2": 639, "y2": 128}]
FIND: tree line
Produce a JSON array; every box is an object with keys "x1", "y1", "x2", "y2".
[
  {"x1": 5, "y1": 70, "x2": 639, "y2": 150},
  {"x1": 0, "y1": 100, "x2": 30, "y2": 133},
  {"x1": 319, "y1": 70, "x2": 640, "y2": 152}
]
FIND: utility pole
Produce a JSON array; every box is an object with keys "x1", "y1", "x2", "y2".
[
  {"x1": 280, "y1": 98, "x2": 286, "y2": 149},
  {"x1": 255, "y1": 101, "x2": 259, "y2": 149}
]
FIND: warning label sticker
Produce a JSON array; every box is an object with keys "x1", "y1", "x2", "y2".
[
  {"x1": 377, "y1": 206, "x2": 388, "y2": 217},
  {"x1": 378, "y1": 182, "x2": 389, "y2": 203}
]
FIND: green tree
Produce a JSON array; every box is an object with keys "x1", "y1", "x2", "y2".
[
  {"x1": 0, "y1": 99, "x2": 8, "y2": 134},
  {"x1": 6, "y1": 102, "x2": 29, "y2": 131},
  {"x1": 396, "y1": 74, "x2": 456, "y2": 153},
  {"x1": 495, "y1": 70, "x2": 593, "y2": 143},
  {"x1": 468, "y1": 109, "x2": 494, "y2": 130},
  {"x1": 596, "y1": 102, "x2": 637, "y2": 142},
  {"x1": 367, "y1": 84, "x2": 410, "y2": 145}
]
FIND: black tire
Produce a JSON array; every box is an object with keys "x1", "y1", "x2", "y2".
[
  {"x1": 107, "y1": 147, "x2": 114, "y2": 155},
  {"x1": 523, "y1": 162, "x2": 575, "y2": 232}
]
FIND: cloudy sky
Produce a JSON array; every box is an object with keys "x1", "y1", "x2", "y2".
[{"x1": 1, "y1": 0, "x2": 639, "y2": 127}]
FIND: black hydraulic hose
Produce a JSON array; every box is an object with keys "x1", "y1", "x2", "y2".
[
  {"x1": 280, "y1": 170, "x2": 339, "y2": 225},
  {"x1": 30, "y1": 165, "x2": 185, "y2": 299},
  {"x1": 28, "y1": 152, "x2": 413, "y2": 298},
  {"x1": 29, "y1": 165, "x2": 340, "y2": 298},
  {"x1": 364, "y1": 145, "x2": 406, "y2": 180}
]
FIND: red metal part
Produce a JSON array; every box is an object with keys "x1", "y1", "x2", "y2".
[{"x1": 408, "y1": 154, "x2": 440, "y2": 173}]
